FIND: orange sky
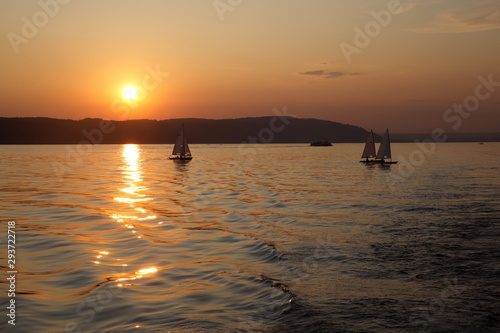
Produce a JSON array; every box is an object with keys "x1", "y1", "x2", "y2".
[{"x1": 1, "y1": 0, "x2": 499, "y2": 133}]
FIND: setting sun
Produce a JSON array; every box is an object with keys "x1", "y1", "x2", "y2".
[{"x1": 123, "y1": 86, "x2": 138, "y2": 100}]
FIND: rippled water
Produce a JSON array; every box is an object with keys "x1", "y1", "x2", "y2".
[{"x1": 0, "y1": 143, "x2": 499, "y2": 333}]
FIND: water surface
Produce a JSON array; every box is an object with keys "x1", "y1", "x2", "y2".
[{"x1": 0, "y1": 143, "x2": 499, "y2": 332}]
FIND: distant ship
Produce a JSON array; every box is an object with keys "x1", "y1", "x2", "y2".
[
  {"x1": 360, "y1": 129, "x2": 397, "y2": 164},
  {"x1": 169, "y1": 123, "x2": 193, "y2": 160},
  {"x1": 310, "y1": 139, "x2": 332, "y2": 146}
]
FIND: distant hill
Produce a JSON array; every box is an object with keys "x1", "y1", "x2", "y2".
[{"x1": 0, "y1": 117, "x2": 375, "y2": 144}]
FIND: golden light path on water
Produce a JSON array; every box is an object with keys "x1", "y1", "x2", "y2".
[
  {"x1": 114, "y1": 144, "x2": 157, "y2": 228},
  {"x1": 96, "y1": 144, "x2": 160, "y2": 295}
]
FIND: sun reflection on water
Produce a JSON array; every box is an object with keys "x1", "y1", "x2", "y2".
[
  {"x1": 116, "y1": 267, "x2": 159, "y2": 287},
  {"x1": 113, "y1": 144, "x2": 152, "y2": 205},
  {"x1": 111, "y1": 144, "x2": 157, "y2": 227},
  {"x1": 96, "y1": 145, "x2": 161, "y2": 287}
]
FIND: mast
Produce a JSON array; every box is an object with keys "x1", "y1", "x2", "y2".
[
  {"x1": 172, "y1": 123, "x2": 184, "y2": 156},
  {"x1": 180, "y1": 123, "x2": 186, "y2": 156},
  {"x1": 182, "y1": 124, "x2": 191, "y2": 156}
]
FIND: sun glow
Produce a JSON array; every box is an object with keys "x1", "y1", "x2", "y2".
[{"x1": 123, "y1": 86, "x2": 138, "y2": 100}]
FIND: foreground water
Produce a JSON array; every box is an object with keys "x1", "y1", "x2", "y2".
[{"x1": 0, "y1": 143, "x2": 499, "y2": 333}]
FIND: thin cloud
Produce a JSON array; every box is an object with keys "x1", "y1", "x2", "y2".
[
  {"x1": 299, "y1": 70, "x2": 326, "y2": 76},
  {"x1": 396, "y1": 0, "x2": 444, "y2": 14},
  {"x1": 298, "y1": 70, "x2": 360, "y2": 79},
  {"x1": 326, "y1": 71, "x2": 343, "y2": 79},
  {"x1": 412, "y1": 1, "x2": 500, "y2": 33}
]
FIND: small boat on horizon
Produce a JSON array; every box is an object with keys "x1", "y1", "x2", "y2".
[
  {"x1": 169, "y1": 123, "x2": 193, "y2": 160},
  {"x1": 360, "y1": 129, "x2": 397, "y2": 164},
  {"x1": 310, "y1": 139, "x2": 333, "y2": 146}
]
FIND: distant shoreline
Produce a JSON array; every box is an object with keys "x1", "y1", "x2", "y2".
[{"x1": 0, "y1": 117, "x2": 498, "y2": 144}]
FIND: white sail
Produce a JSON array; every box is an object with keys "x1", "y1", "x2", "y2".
[
  {"x1": 361, "y1": 130, "x2": 376, "y2": 159},
  {"x1": 376, "y1": 129, "x2": 392, "y2": 160},
  {"x1": 170, "y1": 123, "x2": 192, "y2": 159}
]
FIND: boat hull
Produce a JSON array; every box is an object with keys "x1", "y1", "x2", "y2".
[
  {"x1": 375, "y1": 157, "x2": 397, "y2": 164},
  {"x1": 360, "y1": 159, "x2": 397, "y2": 164},
  {"x1": 169, "y1": 155, "x2": 193, "y2": 160}
]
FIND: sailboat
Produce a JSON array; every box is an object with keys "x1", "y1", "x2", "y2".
[
  {"x1": 374, "y1": 129, "x2": 397, "y2": 164},
  {"x1": 360, "y1": 130, "x2": 376, "y2": 163},
  {"x1": 359, "y1": 129, "x2": 397, "y2": 164},
  {"x1": 169, "y1": 123, "x2": 193, "y2": 160}
]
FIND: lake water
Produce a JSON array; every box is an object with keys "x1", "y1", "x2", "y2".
[{"x1": 0, "y1": 143, "x2": 499, "y2": 333}]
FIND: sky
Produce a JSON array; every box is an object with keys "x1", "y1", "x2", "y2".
[{"x1": 1, "y1": 0, "x2": 499, "y2": 133}]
